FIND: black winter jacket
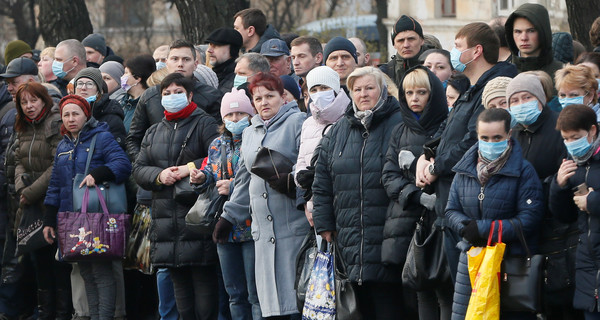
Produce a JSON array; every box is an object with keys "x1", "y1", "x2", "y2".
[
  {"x1": 381, "y1": 66, "x2": 448, "y2": 266},
  {"x1": 550, "y1": 147, "x2": 600, "y2": 312},
  {"x1": 379, "y1": 46, "x2": 425, "y2": 90},
  {"x1": 133, "y1": 108, "x2": 219, "y2": 267},
  {"x1": 312, "y1": 94, "x2": 403, "y2": 283},
  {"x1": 90, "y1": 94, "x2": 127, "y2": 149},
  {"x1": 432, "y1": 61, "x2": 518, "y2": 217},
  {"x1": 213, "y1": 58, "x2": 236, "y2": 95},
  {"x1": 247, "y1": 24, "x2": 281, "y2": 53},
  {"x1": 126, "y1": 81, "x2": 222, "y2": 160}
]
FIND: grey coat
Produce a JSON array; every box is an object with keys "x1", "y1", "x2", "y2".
[{"x1": 222, "y1": 101, "x2": 309, "y2": 317}]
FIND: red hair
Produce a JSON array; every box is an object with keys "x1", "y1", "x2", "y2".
[
  {"x1": 14, "y1": 82, "x2": 54, "y2": 132},
  {"x1": 248, "y1": 72, "x2": 284, "y2": 96}
]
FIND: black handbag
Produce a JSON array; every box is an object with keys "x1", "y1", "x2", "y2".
[
  {"x1": 500, "y1": 219, "x2": 543, "y2": 313},
  {"x1": 15, "y1": 202, "x2": 49, "y2": 256},
  {"x1": 402, "y1": 212, "x2": 449, "y2": 291},
  {"x1": 250, "y1": 147, "x2": 294, "y2": 181},
  {"x1": 73, "y1": 134, "x2": 127, "y2": 214},
  {"x1": 174, "y1": 118, "x2": 201, "y2": 206},
  {"x1": 294, "y1": 228, "x2": 319, "y2": 312},
  {"x1": 333, "y1": 239, "x2": 362, "y2": 320}
]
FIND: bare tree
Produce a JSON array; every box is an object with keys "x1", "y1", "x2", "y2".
[
  {"x1": 375, "y1": 0, "x2": 388, "y2": 60},
  {"x1": 38, "y1": 0, "x2": 93, "y2": 46},
  {"x1": 171, "y1": 0, "x2": 249, "y2": 44},
  {"x1": 0, "y1": 0, "x2": 38, "y2": 47},
  {"x1": 259, "y1": 0, "x2": 311, "y2": 32},
  {"x1": 565, "y1": 0, "x2": 600, "y2": 50}
]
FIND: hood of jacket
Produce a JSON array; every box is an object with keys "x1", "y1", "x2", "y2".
[
  {"x1": 460, "y1": 61, "x2": 518, "y2": 103},
  {"x1": 249, "y1": 24, "x2": 281, "y2": 53},
  {"x1": 213, "y1": 58, "x2": 236, "y2": 82},
  {"x1": 398, "y1": 65, "x2": 448, "y2": 135},
  {"x1": 66, "y1": 117, "x2": 109, "y2": 142},
  {"x1": 505, "y1": 3, "x2": 554, "y2": 68}
]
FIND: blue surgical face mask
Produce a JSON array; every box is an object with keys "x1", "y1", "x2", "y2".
[
  {"x1": 564, "y1": 134, "x2": 592, "y2": 157},
  {"x1": 85, "y1": 95, "x2": 97, "y2": 103},
  {"x1": 509, "y1": 112, "x2": 518, "y2": 128},
  {"x1": 156, "y1": 61, "x2": 167, "y2": 70},
  {"x1": 224, "y1": 117, "x2": 250, "y2": 135},
  {"x1": 558, "y1": 95, "x2": 585, "y2": 109},
  {"x1": 509, "y1": 100, "x2": 541, "y2": 125},
  {"x1": 52, "y1": 58, "x2": 74, "y2": 79},
  {"x1": 478, "y1": 139, "x2": 509, "y2": 161},
  {"x1": 442, "y1": 80, "x2": 448, "y2": 90},
  {"x1": 233, "y1": 75, "x2": 248, "y2": 88},
  {"x1": 161, "y1": 93, "x2": 189, "y2": 113},
  {"x1": 450, "y1": 47, "x2": 473, "y2": 73}
]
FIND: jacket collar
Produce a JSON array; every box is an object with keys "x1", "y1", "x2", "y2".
[
  {"x1": 453, "y1": 138, "x2": 523, "y2": 179},
  {"x1": 251, "y1": 100, "x2": 299, "y2": 129}
]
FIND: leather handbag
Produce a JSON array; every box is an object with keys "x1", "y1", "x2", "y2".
[
  {"x1": 73, "y1": 134, "x2": 127, "y2": 214},
  {"x1": 295, "y1": 228, "x2": 319, "y2": 311},
  {"x1": 174, "y1": 117, "x2": 201, "y2": 206},
  {"x1": 333, "y1": 239, "x2": 362, "y2": 320},
  {"x1": 500, "y1": 219, "x2": 543, "y2": 313},
  {"x1": 58, "y1": 187, "x2": 129, "y2": 262},
  {"x1": 250, "y1": 147, "x2": 294, "y2": 181},
  {"x1": 402, "y1": 212, "x2": 449, "y2": 291}
]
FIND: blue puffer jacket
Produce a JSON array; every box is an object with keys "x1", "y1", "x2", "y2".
[
  {"x1": 44, "y1": 119, "x2": 131, "y2": 225},
  {"x1": 445, "y1": 140, "x2": 544, "y2": 319}
]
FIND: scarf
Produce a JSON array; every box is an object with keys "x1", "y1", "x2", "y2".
[
  {"x1": 23, "y1": 107, "x2": 49, "y2": 123},
  {"x1": 573, "y1": 133, "x2": 600, "y2": 165},
  {"x1": 353, "y1": 86, "x2": 388, "y2": 130},
  {"x1": 476, "y1": 141, "x2": 512, "y2": 186},
  {"x1": 164, "y1": 101, "x2": 197, "y2": 121}
]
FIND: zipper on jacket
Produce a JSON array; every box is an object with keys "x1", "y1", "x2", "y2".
[
  {"x1": 171, "y1": 121, "x2": 179, "y2": 266},
  {"x1": 358, "y1": 130, "x2": 369, "y2": 285},
  {"x1": 28, "y1": 128, "x2": 36, "y2": 170},
  {"x1": 478, "y1": 186, "x2": 485, "y2": 215},
  {"x1": 57, "y1": 149, "x2": 73, "y2": 160}
]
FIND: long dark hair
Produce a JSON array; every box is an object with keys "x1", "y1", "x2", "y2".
[{"x1": 14, "y1": 82, "x2": 54, "y2": 132}]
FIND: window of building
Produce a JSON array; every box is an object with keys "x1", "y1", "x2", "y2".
[
  {"x1": 441, "y1": 0, "x2": 456, "y2": 17},
  {"x1": 498, "y1": 0, "x2": 515, "y2": 16}
]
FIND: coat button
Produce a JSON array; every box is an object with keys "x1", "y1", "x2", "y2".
[
  {"x1": 267, "y1": 215, "x2": 272, "y2": 221},
  {"x1": 270, "y1": 237, "x2": 275, "y2": 244},
  {"x1": 262, "y1": 192, "x2": 268, "y2": 199}
]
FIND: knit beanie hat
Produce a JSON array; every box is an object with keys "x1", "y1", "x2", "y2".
[
  {"x1": 195, "y1": 64, "x2": 219, "y2": 89},
  {"x1": 392, "y1": 15, "x2": 424, "y2": 42},
  {"x1": 506, "y1": 73, "x2": 546, "y2": 106},
  {"x1": 220, "y1": 87, "x2": 256, "y2": 119},
  {"x1": 306, "y1": 66, "x2": 341, "y2": 93},
  {"x1": 99, "y1": 61, "x2": 124, "y2": 83},
  {"x1": 4, "y1": 40, "x2": 32, "y2": 65},
  {"x1": 280, "y1": 75, "x2": 301, "y2": 100},
  {"x1": 59, "y1": 94, "x2": 92, "y2": 119},
  {"x1": 74, "y1": 67, "x2": 105, "y2": 94},
  {"x1": 324, "y1": 37, "x2": 357, "y2": 63},
  {"x1": 82, "y1": 33, "x2": 107, "y2": 56},
  {"x1": 482, "y1": 76, "x2": 512, "y2": 108}
]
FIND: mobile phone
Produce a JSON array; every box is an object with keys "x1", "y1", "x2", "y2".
[{"x1": 573, "y1": 183, "x2": 589, "y2": 196}]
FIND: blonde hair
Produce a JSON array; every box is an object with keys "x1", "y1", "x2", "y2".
[
  {"x1": 383, "y1": 74, "x2": 399, "y2": 100},
  {"x1": 146, "y1": 67, "x2": 170, "y2": 87},
  {"x1": 523, "y1": 70, "x2": 553, "y2": 102},
  {"x1": 402, "y1": 68, "x2": 431, "y2": 93},
  {"x1": 40, "y1": 47, "x2": 56, "y2": 60},
  {"x1": 555, "y1": 64, "x2": 598, "y2": 105},
  {"x1": 346, "y1": 66, "x2": 387, "y2": 93}
]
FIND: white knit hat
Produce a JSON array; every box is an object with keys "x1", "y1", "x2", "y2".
[{"x1": 306, "y1": 66, "x2": 340, "y2": 94}]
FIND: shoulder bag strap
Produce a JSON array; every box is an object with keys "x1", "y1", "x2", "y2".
[
  {"x1": 507, "y1": 218, "x2": 532, "y2": 258},
  {"x1": 176, "y1": 117, "x2": 201, "y2": 165},
  {"x1": 84, "y1": 134, "x2": 98, "y2": 176},
  {"x1": 220, "y1": 141, "x2": 228, "y2": 180}
]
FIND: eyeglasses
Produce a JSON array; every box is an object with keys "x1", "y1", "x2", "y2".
[{"x1": 76, "y1": 81, "x2": 96, "y2": 89}]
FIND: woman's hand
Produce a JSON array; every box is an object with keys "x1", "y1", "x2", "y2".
[
  {"x1": 43, "y1": 226, "x2": 55, "y2": 245},
  {"x1": 159, "y1": 167, "x2": 181, "y2": 186},
  {"x1": 216, "y1": 179, "x2": 231, "y2": 195},
  {"x1": 320, "y1": 230, "x2": 336, "y2": 243},
  {"x1": 415, "y1": 155, "x2": 430, "y2": 188},
  {"x1": 174, "y1": 165, "x2": 190, "y2": 179},
  {"x1": 557, "y1": 159, "x2": 577, "y2": 188},
  {"x1": 190, "y1": 169, "x2": 206, "y2": 184},
  {"x1": 78, "y1": 174, "x2": 96, "y2": 188},
  {"x1": 19, "y1": 194, "x2": 28, "y2": 205},
  {"x1": 304, "y1": 205, "x2": 314, "y2": 227},
  {"x1": 574, "y1": 187, "x2": 594, "y2": 212}
]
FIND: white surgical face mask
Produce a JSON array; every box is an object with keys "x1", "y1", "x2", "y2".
[{"x1": 310, "y1": 90, "x2": 336, "y2": 109}]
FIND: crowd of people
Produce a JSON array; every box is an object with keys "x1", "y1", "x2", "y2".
[{"x1": 0, "y1": 3, "x2": 599, "y2": 320}]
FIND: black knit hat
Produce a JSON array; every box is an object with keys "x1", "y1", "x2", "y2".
[
  {"x1": 323, "y1": 37, "x2": 357, "y2": 63},
  {"x1": 82, "y1": 33, "x2": 107, "y2": 56},
  {"x1": 125, "y1": 54, "x2": 156, "y2": 83},
  {"x1": 392, "y1": 15, "x2": 424, "y2": 42}
]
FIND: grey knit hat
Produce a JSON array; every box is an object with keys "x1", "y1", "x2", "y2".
[
  {"x1": 307, "y1": 66, "x2": 340, "y2": 93},
  {"x1": 194, "y1": 64, "x2": 219, "y2": 89},
  {"x1": 74, "y1": 67, "x2": 105, "y2": 94},
  {"x1": 82, "y1": 33, "x2": 107, "y2": 56},
  {"x1": 506, "y1": 73, "x2": 546, "y2": 106},
  {"x1": 99, "y1": 61, "x2": 124, "y2": 83},
  {"x1": 482, "y1": 76, "x2": 512, "y2": 108}
]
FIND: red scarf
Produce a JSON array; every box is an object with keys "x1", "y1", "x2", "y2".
[
  {"x1": 164, "y1": 101, "x2": 198, "y2": 121},
  {"x1": 23, "y1": 107, "x2": 48, "y2": 123}
]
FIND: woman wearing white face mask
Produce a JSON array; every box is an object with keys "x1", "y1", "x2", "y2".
[
  {"x1": 555, "y1": 64, "x2": 600, "y2": 123},
  {"x1": 295, "y1": 66, "x2": 350, "y2": 226},
  {"x1": 133, "y1": 73, "x2": 221, "y2": 319}
]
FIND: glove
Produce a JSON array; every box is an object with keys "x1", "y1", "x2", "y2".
[
  {"x1": 460, "y1": 220, "x2": 486, "y2": 247},
  {"x1": 419, "y1": 192, "x2": 436, "y2": 211},
  {"x1": 398, "y1": 150, "x2": 416, "y2": 170},
  {"x1": 296, "y1": 166, "x2": 315, "y2": 190},
  {"x1": 212, "y1": 218, "x2": 234, "y2": 244},
  {"x1": 267, "y1": 173, "x2": 296, "y2": 199}
]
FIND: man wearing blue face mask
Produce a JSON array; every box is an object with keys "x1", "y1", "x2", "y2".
[
  {"x1": 446, "y1": 108, "x2": 543, "y2": 320},
  {"x1": 507, "y1": 71, "x2": 579, "y2": 319},
  {"x1": 232, "y1": 52, "x2": 270, "y2": 94},
  {"x1": 51, "y1": 39, "x2": 87, "y2": 96}
]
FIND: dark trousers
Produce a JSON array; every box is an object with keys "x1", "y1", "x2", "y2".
[
  {"x1": 354, "y1": 281, "x2": 404, "y2": 320},
  {"x1": 169, "y1": 265, "x2": 219, "y2": 320}
]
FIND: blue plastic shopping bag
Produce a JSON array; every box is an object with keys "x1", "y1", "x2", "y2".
[{"x1": 302, "y1": 246, "x2": 336, "y2": 320}]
